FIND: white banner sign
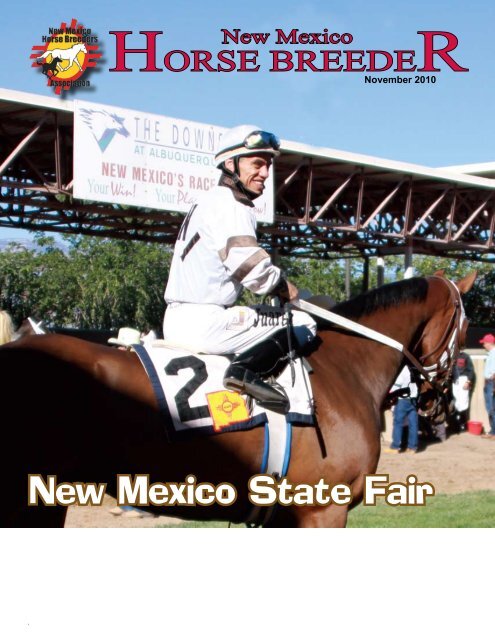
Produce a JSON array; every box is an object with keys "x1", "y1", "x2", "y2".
[{"x1": 73, "y1": 100, "x2": 274, "y2": 223}]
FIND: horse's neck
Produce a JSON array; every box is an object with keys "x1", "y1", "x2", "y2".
[
  {"x1": 370, "y1": 300, "x2": 428, "y2": 345},
  {"x1": 338, "y1": 302, "x2": 428, "y2": 402}
]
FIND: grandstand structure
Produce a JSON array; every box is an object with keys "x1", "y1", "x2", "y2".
[{"x1": 1, "y1": 88, "x2": 494, "y2": 264}]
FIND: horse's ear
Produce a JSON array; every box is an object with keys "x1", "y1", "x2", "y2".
[
  {"x1": 434, "y1": 269, "x2": 446, "y2": 277},
  {"x1": 456, "y1": 271, "x2": 477, "y2": 294}
]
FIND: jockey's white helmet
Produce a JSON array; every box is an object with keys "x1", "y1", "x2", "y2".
[{"x1": 215, "y1": 125, "x2": 280, "y2": 168}]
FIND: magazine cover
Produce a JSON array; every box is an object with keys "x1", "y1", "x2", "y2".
[{"x1": 0, "y1": 1, "x2": 492, "y2": 637}]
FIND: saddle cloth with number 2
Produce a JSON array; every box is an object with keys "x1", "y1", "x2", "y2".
[{"x1": 132, "y1": 342, "x2": 315, "y2": 441}]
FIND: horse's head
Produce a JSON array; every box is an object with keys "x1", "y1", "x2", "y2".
[
  {"x1": 414, "y1": 272, "x2": 476, "y2": 423},
  {"x1": 106, "y1": 111, "x2": 130, "y2": 138},
  {"x1": 80, "y1": 108, "x2": 130, "y2": 140},
  {"x1": 419, "y1": 272, "x2": 476, "y2": 370}
]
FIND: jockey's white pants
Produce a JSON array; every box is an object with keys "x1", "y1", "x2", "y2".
[{"x1": 163, "y1": 303, "x2": 317, "y2": 354}]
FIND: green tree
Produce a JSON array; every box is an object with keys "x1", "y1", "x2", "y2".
[
  {"x1": 0, "y1": 233, "x2": 492, "y2": 331},
  {"x1": 65, "y1": 236, "x2": 171, "y2": 330},
  {"x1": 0, "y1": 235, "x2": 171, "y2": 331}
]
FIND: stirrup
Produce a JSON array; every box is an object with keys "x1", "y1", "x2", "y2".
[
  {"x1": 255, "y1": 394, "x2": 290, "y2": 415},
  {"x1": 254, "y1": 380, "x2": 290, "y2": 414},
  {"x1": 224, "y1": 367, "x2": 290, "y2": 415}
]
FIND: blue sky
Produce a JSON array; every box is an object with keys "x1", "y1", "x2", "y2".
[{"x1": 1, "y1": 0, "x2": 494, "y2": 241}]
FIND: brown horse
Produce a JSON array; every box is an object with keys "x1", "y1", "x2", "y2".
[{"x1": 0, "y1": 273, "x2": 475, "y2": 528}]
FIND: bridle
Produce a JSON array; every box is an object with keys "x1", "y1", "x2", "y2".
[
  {"x1": 293, "y1": 276, "x2": 467, "y2": 418},
  {"x1": 405, "y1": 276, "x2": 467, "y2": 419}
]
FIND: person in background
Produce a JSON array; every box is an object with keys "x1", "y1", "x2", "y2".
[
  {"x1": 384, "y1": 366, "x2": 419, "y2": 454},
  {"x1": 451, "y1": 351, "x2": 475, "y2": 433},
  {"x1": 480, "y1": 334, "x2": 495, "y2": 439},
  {"x1": 0, "y1": 310, "x2": 15, "y2": 345},
  {"x1": 108, "y1": 327, "x2": 141, "y2": 350},
  {"x1": 141, "y1": 328, "x2": 158, "y2": 347}
]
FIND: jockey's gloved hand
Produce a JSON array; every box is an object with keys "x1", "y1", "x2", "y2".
[{"x1": 272, "y1": 277, "x2": 298, "y2": 303}]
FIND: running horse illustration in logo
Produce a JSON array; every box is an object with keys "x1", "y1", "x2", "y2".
[
  {"x1": 37, "y1": 43, "x2": 87, "y2": 73},
  {"x1": 79, "y1": 108, "x2": 130, "y2": 152},
  {"x1": 37, "y1": 56, "x2": 62, "y2": 78}
]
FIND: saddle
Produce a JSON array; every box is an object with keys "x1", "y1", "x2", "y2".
[{"x1": 132, "y1": 341, "x2": 314, "y2": 440}]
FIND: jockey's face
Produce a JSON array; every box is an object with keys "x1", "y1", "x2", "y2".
[{"x1": 226, "y1": 154, "x2": 272, "y2": 196}]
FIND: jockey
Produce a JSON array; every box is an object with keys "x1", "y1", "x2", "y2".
[{"x1": 163, "y1": 125, "x2": 317, "y2": 413}]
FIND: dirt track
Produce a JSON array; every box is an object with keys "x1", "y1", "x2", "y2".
[{"x1": 64, "y1": 431, "x2": 495, "y2": 527}]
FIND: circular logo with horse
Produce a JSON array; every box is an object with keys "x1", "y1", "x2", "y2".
[{"x1": 30, "y1": 18, "x2": 101, "y2": 95}]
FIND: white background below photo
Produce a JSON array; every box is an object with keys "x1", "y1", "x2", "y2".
[
  {"x1": 2, "y1": 530, "x2": 492, "y2": 640},
  {"x1": 1, "y1": 0, "x2": 494, "y2": 629}
]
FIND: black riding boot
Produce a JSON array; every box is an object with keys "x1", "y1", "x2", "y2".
[{"x1": 223, "y1": 329, "x2": 292, "y2": 414}]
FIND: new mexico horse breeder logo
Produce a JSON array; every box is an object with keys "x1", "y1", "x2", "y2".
[{"x1": 30, "y1": 18, "x2": 101, "y2": 95}]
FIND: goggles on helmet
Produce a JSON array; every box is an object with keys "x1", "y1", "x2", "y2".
[
  {"x1": 214, "y1": 126, "x2": 280, "y2": 168},
  {"x1": 243, "y1": 130, "x2": 280, "y2": 151},
  {"x1": 221, "y1": 130, "x2": 280, "y2": 156}
]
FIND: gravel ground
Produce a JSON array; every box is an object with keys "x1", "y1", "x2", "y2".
[{"x1": 64, "y1": 431, "x2": 495, "y2": 527}]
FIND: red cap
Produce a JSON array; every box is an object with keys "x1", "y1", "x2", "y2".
[{"x1": 480, "y1": 334, "x2": 495, "y2": 344}]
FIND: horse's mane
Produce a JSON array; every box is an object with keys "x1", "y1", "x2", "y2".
[{"x1": 322, "y1": 277, "x2": 429, "y2": 325}]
